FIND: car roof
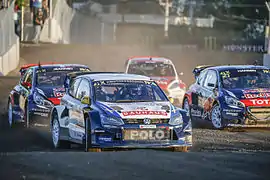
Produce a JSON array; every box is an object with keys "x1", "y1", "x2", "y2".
[
  {"x1": 207, "y1": 65, "x2": 269, "y2": 71},
  {"x1": 128, "y1": 56, "x2": 172, "y2": 63},
  {"x1": 79, "y1": 73, "x2": 151, "y2": 81}
]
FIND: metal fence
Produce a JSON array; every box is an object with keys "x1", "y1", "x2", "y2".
[{"x1": 0, "y1": 1, "x2": 17, "y2": 56}]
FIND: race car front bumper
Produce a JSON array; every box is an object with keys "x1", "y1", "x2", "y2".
[
  {"x1": 28, "y1": 102, "x2": 53, "y2": 126},
  {"x1": 90, "y1": 124, "x2": 192, "y2": 149},
  {"x1": 222, "y1": 105, "x2": 270, "y2": 127}
]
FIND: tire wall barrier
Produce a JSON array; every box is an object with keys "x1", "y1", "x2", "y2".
[{"x1": 0, "y1": 2, "x2": 20, "y2": 76}]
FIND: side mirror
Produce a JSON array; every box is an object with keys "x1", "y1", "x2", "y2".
[
  {"x1": 168, "y1": 97, "x2": 174, "y2": 104},
  {"x1": 81, "y1": 96, "x2": 91, "y2": 105},
  {"x1": 22, "y1": 82, "x2": 32, "y2": 89}
]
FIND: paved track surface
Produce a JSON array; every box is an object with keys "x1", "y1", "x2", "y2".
[{"x1": 0, "y1": 44, "x2": 269, "y2": 180}]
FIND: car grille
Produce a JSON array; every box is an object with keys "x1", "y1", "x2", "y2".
[
  {"x1": 248, "y1": 107, "x2": 270, "y2": 120},
  {"x1": 123, "y1": 119, "x2": 170, "y2": 124}
]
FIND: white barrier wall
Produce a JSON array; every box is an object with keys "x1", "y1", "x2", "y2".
[
  {"x1": 0, "y1": 2, "x2": 20, "y2": 76},
  {"x1": 0, "y1": 38, "x2": 20, "y2": 76}
]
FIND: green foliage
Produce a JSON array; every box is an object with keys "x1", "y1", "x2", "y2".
[{"x1": 15, "y1": 0, "x2": 29, "y2": 8}]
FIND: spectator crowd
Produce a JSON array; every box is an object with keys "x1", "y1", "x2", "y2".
[{"x1": 1, "y1": 0, "x2": 50, "y2": 43}]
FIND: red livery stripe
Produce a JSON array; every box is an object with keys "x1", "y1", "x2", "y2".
[
  {"x1": 240, "y1": 98, "x2": 270, "y2": 107},
  {"x1": 48, "y1": 97, "x2": 61, "y2": 105}
]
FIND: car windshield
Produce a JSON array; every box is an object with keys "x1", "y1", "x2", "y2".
[
  {"x1": 220, "y1": 69, "x2": 270, "y2": 89},
  {"x1": 94, "y1": 80, "x2": 168, "y2": 103},
  {"x1": 127, "y1": 62, "x2": 176, "y2": 77},
  {"x1": 37, "y1": 71, "x2": 70, "y2": 87}
]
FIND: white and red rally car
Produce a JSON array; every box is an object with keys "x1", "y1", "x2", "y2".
[{"x1": 125, "y1": 56, "x2": 186, "y2": 106}]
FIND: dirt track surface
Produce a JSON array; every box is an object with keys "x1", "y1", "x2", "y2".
[{"x1": 0, "y1": 44, "x2": 269, "y2": 180}]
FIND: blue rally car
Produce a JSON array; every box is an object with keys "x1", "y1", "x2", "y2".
[
  {"x1": 50, "y1": 72, "x2": 192, "y2": 152},
  {"x1": 182, "y1": 65, "x2": 270, "y2": 129},
  {"x1": 7, "y1": 63, "x2": 91, "y2": 128}
]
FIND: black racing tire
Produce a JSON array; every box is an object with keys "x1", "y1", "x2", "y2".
[
  {"x1": 24, "y1": 101, "x2": 30, "y2": 128},
  {"x1": 84, "y1": 116, "x2": 91, "y2": 152},
  {"x1": 84, "y1": 116, "x2": 101, "y2": 152},
  {"x1": 51, "y1": 111, "x2": 70, "y2": 149},
  {"x1": 210, "y1": 103, "x2": 226, "y2": 130},
  {"x1": 7, "y1": 99, "x2": 15, "y2": 128}
]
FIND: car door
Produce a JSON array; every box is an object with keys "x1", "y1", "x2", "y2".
[
  {"x1": 190, "y1": 69, "x2": 208, "y2": 119},
  {"x1": 19, "y1": 69, "x2": 34, "y2": 114},
  {"x1": 199, "y1": 70, "x2": 218, "y2": 120},
  {"x1": 69, "y1": 78, "x2": 91, "y2": 141}
]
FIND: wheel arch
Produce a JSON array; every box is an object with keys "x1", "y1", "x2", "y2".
[{"x1": 50, "y1": 105, "x2": 67, "y2": 127}]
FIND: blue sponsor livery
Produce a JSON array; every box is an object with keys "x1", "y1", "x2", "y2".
[
  {"x1": 50, "y1": 72, "x2": 192, "y2": 152},
  {"x1": 183, "y1": 65, "x2": 270, "y2": 129}
]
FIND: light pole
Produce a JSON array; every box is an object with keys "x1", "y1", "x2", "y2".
[
  {"x1": 164, "y1": 0, "x2": 170, "y2": 37},
  {"x1": 48, "y1": 0, "x2": 52, "y2": 40},
  {"x1": 159, "y1": 0, "x2": 172, "y2": 38},
  {"x1": 265, "y1": 1, "x2": 270, "y2": 53}
]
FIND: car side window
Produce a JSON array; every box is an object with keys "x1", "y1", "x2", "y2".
[
  {"x1": 203, "y1": 70, "x2": 217, "y2": 89},
  {"x1": 21, "y1": 69, "x2": 33, "y2": 84},
  {"x1": 197, "y1": 70, "x2": 207, "y2": 86},
  {"x1": 69, "y1": 78, "x2": 81, "y2": 98},
  {"x1": 76, "y1": 79, "x2": 90, "y2": 100}
]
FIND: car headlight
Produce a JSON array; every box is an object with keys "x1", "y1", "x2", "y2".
[
  {"x1": 224, "y1": 96, "x2": 244, "y2": 107},
  {"x1": 33, "y1": 92, "x2": 53, "y2": 107},
  {"x1": 169, "y1": 113, "x2": 183, "y2": 125},
  {"x1": 100, "y1": 114, "x2": 124, "y2": 127}
]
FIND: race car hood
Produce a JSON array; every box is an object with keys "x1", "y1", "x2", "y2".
[
  {"x1": 224, "y1": 88, "x2": 270, "y2": 106},
  {"x1": 96, "y1": 101, "x2": 173, "y2": 119},
  {"x1": 36, "y1": 87, "x2": 66, "y2": 105},
  {"x1": 150, "y1": 76, "x2": 176, "y2": 91}
]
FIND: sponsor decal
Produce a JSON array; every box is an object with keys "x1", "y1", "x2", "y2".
[
  {"x1": 33, "y1": 112, "x2": 49, "y2": 117},
  {"x1": 53, "y1": 67, "x2": 74, "y2": 71},
  {"x1": 244, "y1": 93, "x2": 270, "y2": 99},
  {"x1": 242, "y1": 89, "x2": 270, "y2": 93},
  {"x1": 225, "y1": 112, "x2": 239, "y2": 116},
  {"x1": 263, "y1": 69, "x2": 270, "y2": 73},
  {"x1": 191, "y1": 109, "x2": 201, "y2": 117},
  {"x1": 250, "y1": 99, "x2": 270, "y2": 105},
  {"x1": 53, "y1": 87, "x2": 65, "y2": 97},
  {"x1": 126, "y1": 129, "x2": 169, "y2": 140},
  {"x1": 36, "y1": 69, "x2": 46, "y2": 73},
  {"x1": 122, "y1": 111, "x2": 167, "y2": 116},
  {"x1": 79, "y1": 68, "x2": 91, "y2": 72},
  {"x1": 237, "y1": 69, "x2": 256, "y2": 72},
  {"x1": 241, "y1": 99, "x2": 270, "y2": 106},
  {"x1": 139, "y1": 125, "x2": 156, "y2": 129},
  {"x1": 94, "y1": 130, "x2": 105, "y2": 133},
  {"x1": 223, "y1": 109, "x2": 242, "y2": 113},
  {"x1": 136, "y1": 107, "x2": 149, "y2": 111},
  {"x1": 98, "y1": 137, "x2": 112, "y2": 142},
  {"x1": 156, "y1": 81, "x2": 168, "y2": 85},
  {"x1": 54, "y1": 92, "x2": 65, "y2": 97},
  {"x1": 220, "y1": 71, "x2": 231, "y2": 78}
]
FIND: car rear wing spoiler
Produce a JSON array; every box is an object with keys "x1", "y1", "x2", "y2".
[{"x1": 192, "y1": 65, "x2": 215, "y2": 78}]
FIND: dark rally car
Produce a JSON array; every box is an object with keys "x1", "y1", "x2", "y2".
[
  {"x1": 7, "y1": 63, "x2": 91, "y2": 128},
  {"x1": 182, "y1": 65, "x2": 270, "y2": 129}
]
